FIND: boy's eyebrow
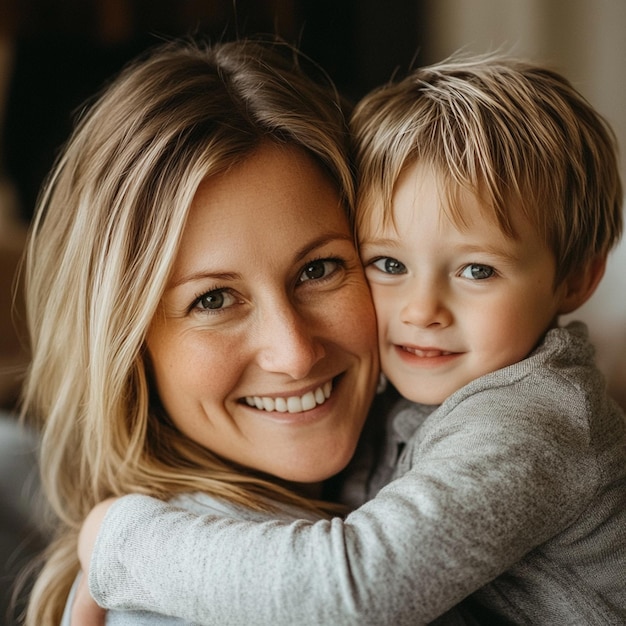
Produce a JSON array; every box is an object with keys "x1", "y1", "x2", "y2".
[
  {"x1": 360, "y1": 237, "x2": 521, "y2": 262},
  {"x1": 453, "y1": 241, "x2": 521, "y2": 261},
  {"x1": 358, "y1": 236, "x2": 401, "y2": 248}
]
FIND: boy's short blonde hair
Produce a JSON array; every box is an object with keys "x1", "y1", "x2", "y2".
[{"x1": 352, "y1": 56, "x2": 623, "y2": 285}]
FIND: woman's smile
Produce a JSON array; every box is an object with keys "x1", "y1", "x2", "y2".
[{"x1": 244, "y1": 379, "x2": 333, "y2": 414}]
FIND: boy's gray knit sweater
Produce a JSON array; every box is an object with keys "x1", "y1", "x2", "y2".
[
  {"x1": 61, "y1": 496, "x2": 324, "y2": 626},
  {"x1": 88, "y1": 323, "x2": 626, "y2": 625}
]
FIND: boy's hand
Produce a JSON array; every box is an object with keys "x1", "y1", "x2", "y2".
[
  {"x1": 72, "y1": 498, "x2": 119, "y2": 625},
  {"x1": 78, "y1": 498, "x2": 118, "y2": 572},
  {"x1": 70, "y1": 572, "x2": 106, "y2": 626}
]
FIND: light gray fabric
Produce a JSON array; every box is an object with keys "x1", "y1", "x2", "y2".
[
  {"x1": 62, "y1": 573, "x2": 195, "y2": 626},
  {"x1": 61, "y1": 493, "x2": 323, "y2": 625},
  {"x1": 89, "y1": 323, "x2": 626, "y2": 625}
]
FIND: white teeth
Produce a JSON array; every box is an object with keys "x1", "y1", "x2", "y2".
[
  {"x1": 404, "y1": 347, "x2": 452, "y2": 357},
  {"x1": 287, "y1": 396, "x2": 301, "y2": 413},
  {"x1": 301, "y1": 391, "x2": 316, "y2": 412},
  {"x1": 245, "y1": 381, "x2": 333, "y2": 414}
]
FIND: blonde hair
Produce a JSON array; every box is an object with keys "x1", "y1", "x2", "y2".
[
  {"x1": 352, "y1": 56, "x2": 623, "y2": 285},
  {"x1": 21, "y1": 38, "x2": 354, "y2": 625}
]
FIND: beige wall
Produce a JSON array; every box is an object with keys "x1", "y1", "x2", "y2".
[
  {"x1": 423, "y1": 0, "x2": 626, "y2": 406},
  {"x1": 1, "y1": 3, "x2": 624, "y2": 407},
  {"x1": 424, "y1": 0, "x2": 626, "y2": 181}
]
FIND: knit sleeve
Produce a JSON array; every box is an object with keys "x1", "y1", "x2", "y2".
[{"x1": 89, "y1": 393, "x2": 590, "y2": 626}]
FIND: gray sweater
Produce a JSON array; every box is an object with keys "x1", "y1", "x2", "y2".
[
  {"x1": 62, "y1": 494, "x2": 323, "y2": 625},
  {"x1": 88, "y1": 323, "x2": 626, "y2": 625}
]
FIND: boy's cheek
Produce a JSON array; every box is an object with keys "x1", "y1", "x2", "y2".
[
  {"x1": 369, "y1": 289, "x2": 396, "y2": 336},
  {"x1": 366, "y1": 282, "x2": 385, "y2": 311}
]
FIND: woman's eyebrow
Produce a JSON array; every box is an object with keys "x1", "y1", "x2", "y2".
[
  {"x1": 291, "y1": 232, "x2": 355, "y2": 263},
  {"x1": 168, "y1": 233, "x2": 353, "y2": 290},
  {"x1": 168, "y1": 271, "x2": 241, "y2": 290}
]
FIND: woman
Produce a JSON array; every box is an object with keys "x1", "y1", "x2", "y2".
[{"x1": 21, "y1": 38, "x2": 379, "y2": 625}]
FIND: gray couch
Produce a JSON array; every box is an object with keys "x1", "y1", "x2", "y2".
[{"x1": 0, "y1": 414, "x2": 47, "y2": 626}]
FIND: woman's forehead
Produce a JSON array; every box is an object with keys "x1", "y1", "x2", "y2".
[{"x1": 170, "y1": 143, "x2": 350, "y2": 278}]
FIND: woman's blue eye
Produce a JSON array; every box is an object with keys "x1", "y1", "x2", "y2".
[
  {"x1": 460, "y1": 264, "x2": 495, "y2": 280},
  {"x1": 299, "y1": 259, "x2": 340, "y2": 282},
  {"x1": 372, "y1": 257, "x2": 406, "y2": 274}
]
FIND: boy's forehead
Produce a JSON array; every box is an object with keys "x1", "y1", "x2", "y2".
[
  {"x1": 356, "y1": 193, "x2": 394, "y2": 241},
  {"x1": 358, "y1": 162, "x2": 458, "y2": 225},
  {"x1": 357, "y1": 160, "x2": 435, "y2": 228},
  {"x1": 357, "y1": 161, "x2": 529, "y2": 247}
]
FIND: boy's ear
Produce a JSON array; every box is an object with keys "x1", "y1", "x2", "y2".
[{"x1": 558, "y1": 255, "x2": 607, "y2": 315}]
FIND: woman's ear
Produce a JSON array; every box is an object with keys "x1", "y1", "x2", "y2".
[{"x1": 558, "y1": 255, "x2": 607, "y2": 315}]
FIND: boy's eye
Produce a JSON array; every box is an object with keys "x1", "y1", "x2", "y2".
[
  {"x1": 195, "y1": 289, "x2": 238, "y2": 311},
  {"x1": 298, "y1": 259, "x2": 341, "y2": 282},
  {"x1": 460, "y1": 263, "x2": 495, "y2": 280},
  {"x1": 372, "y1": 257, "x2": 407, "y2": 275}
]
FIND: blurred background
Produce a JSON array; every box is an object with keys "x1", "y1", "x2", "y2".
[
  {"x1": 0, "y1": 1, "x2": 624, "y2": 623},
  {"x1": 0, "y1": 0, "x2": 625, "y2": 411}
]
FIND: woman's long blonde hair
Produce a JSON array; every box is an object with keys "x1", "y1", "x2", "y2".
[{"x1": 20, "y1": 38, "x2": 354, "y2": 626}]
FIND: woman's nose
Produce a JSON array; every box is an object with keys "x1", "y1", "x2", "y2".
[
  {"x1": 255, "y1": 303, "x2": 325, "y2": 379},
  {"x1": 399, "y1": 278, "x2": 452, "y2": 329}
]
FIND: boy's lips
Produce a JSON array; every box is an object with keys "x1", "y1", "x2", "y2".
[
  {"x1": 392, "y1": 343, "x2": 462, "y2": 367},
  {"x1": 400, "y1": 345, "x2": 454, "y2": 358}
]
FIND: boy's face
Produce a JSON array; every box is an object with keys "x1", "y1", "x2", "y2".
[{"x1": 359, "y1": 161, "x2": 569, "y2": 405}]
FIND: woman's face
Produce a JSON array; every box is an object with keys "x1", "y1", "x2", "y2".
[{"x1": 147, "y1": 143, "x2": 379, "y2": 484}]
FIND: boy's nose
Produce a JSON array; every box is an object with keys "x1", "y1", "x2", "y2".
[{"x1": 399, "y1": 280, "x2": 452, "y2": 329}]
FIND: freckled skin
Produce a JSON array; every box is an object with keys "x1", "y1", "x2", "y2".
[{"x1": 148, "y1": 143, "x2": 379, "y2": 484}]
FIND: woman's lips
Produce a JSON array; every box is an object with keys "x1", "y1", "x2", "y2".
[{"x1": 244, "y1": 380, "x2": 332, "y2": 414}]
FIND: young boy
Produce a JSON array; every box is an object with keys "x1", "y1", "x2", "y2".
[{"x1": 79, "y1": 57, "x2": 626, "y2": 625}]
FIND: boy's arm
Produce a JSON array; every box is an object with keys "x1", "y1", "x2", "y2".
[{"x1": 86, "y1": 418, "x2": 587, "y2": 626}]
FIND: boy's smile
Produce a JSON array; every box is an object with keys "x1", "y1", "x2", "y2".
[{"x1": 359, "y1": 161, "x2": 571, "y2": 405}]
